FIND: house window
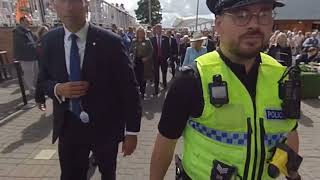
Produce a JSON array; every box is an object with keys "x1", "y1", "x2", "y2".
[
  {"x1": 2, "y1": 2, "x2": 9, "y2": 9},
  {"x1": 312, "y1": 23, "x2": 320, "y2": 31}
]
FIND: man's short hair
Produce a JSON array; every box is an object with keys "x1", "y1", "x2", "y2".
[
  {"x1": 19, "y1": 16, "x2": 28, "y2": 23},
  {"x1": 154, "y1": 24, "x2": 162, "y2": 29}
]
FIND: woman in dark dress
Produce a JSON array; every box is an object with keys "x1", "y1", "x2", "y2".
[
  {"x1": 129, "y1": 27, "x2": 154, "y2": 99},
  {"x1": 268, "y1": 32, "x2": 292, "y2": 66}
]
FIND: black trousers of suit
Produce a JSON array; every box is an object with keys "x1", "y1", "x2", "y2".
[
  {"x1": 35, "y1": 79, "x2": 46, "y2": 103},
  {"x1": 134, "y1": 57, "x2": 146, "y2": 95},
  {"x1": 154, "y1": 57, "x2": 168, "y2": 94},
  {"x1": 58, "y1": 112, "x2": 119, "y2": 180},
  {"x1": 35, "y1": 63, "x2": 46, "y2": 104},
  {"x1": 169, "y1": 57, "x2": 178, "y2": 77}
]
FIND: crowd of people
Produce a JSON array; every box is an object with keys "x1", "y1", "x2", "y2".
[
  {"x1": 267, "y1": 29, "x2": 320, "y2": 66},
  {"x1": 13, "y1": 15, "x2": 320, "y2": 110},
  {"x1": 108, "y1": 24, "x2": 320, "y2": 99},
  {"x1": 110, "y1": 23, "x2": 219, "y2": 98}
]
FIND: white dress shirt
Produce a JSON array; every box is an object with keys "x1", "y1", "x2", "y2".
[
  {"x1": 53, "y1": 22, "x2": 137, "y2": 135},
  {"x1": 63, "y1": 22, "x2": 89, "y2": 74},
  {"x1": 54, "y1": 22, "x2": 89, "y2": 104}
]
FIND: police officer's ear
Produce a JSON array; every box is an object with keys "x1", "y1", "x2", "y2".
[{"x1": 214, "y1": 15, "x2": 223, "y2": 35}]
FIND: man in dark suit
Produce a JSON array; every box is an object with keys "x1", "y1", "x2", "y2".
[
  {"x1": 166, "y1": 30, "x2": 179, "y2": 77},
  {"x1": 203, "y1": 28, "x2": 216, "y2": 52},
  {"x1": 150, "y1": 24, "x2": 171, "y2": 95},
  {"x1": 38, "y1": 0, "x2": 142, "y2": 179},
  {"x1": 179, "y1": 35, "x2": 191, "y2": 66}
]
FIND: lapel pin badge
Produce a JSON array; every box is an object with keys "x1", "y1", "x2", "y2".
[{"x1": 92, "y1": 42, "x2": 96, "y2": 46}]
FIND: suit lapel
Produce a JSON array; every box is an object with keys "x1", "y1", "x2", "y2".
[
  {"x1": 57, "y1": 28, "x2": 69, "y2": 81},
  {"x1": 82, "y1": 24, "x2": 97, "y2": 80},
  {"x1": 161, "y1": 36, "x2": 164, "y2": 49}
]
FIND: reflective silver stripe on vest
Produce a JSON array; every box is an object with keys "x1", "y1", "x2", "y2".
[
  {"x1": 188, "y1": 120, "x2": 248, "y2": 146},
  {"x1": 264, "y1": 133, "x2": 288, "y2": 147}
]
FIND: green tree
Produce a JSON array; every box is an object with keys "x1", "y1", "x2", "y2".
[{"x1": 135, "y1": 0, "x2": 162, "y2": 26}]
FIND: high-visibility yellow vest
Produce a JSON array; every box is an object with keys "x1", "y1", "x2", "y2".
[{"x1": 182, "y1": 51, "x2": 297, "y2": 180}]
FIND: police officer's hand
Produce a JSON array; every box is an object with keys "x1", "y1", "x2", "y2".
[
  {"x1": 56, "y1": 81, "x2": 89, "y2": 98},
  {"x1": 122, "y1": 135, "x2": 137, "y2": 157}
]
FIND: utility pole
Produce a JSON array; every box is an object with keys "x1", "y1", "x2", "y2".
[
  {"x1": 195, "y1": 0, "x2": 199, "y2": 31},
  {"x1": 34, "y1": 0, "x2": 45, "y2": 24},
  {"x1": 148, "y1": 0, "x2": 152, "y2": 25},
  {"x1": 38, "y1": 0, "x2": 46, "y2": 24}
]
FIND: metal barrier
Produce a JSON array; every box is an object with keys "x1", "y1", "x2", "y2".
[
  {"x1": 13, "y1": 61, "x2": 28, "y2": 106},
  {"x1": 0, "y1": 61, "x2": 35, "y2": 109},
  {"x1": 0, "y1": 51, "x2": 12, "y2": 81},
  {"x1": 0, "y1": 51, "x2": 38, "y2": 111}
]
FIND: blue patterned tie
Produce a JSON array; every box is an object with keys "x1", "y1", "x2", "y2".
[{"x1": 70, "y1": 34, "x2": 81, "y2": 118}]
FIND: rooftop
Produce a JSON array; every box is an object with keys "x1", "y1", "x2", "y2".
[{"x1": 275, "y1": 0, "x2": 320, "y2": 20}]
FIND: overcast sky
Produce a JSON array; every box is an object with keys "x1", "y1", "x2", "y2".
[{"x1": 106, "y1": 0, "x2": 213, "y2": 27}]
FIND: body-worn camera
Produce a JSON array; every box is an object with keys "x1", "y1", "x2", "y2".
[
  {"x1": 278, "y1": 64, "x2": 301, "y2": 119},
  {"x1": 209, "y1": 74, "x2": 229, "y2": 107}
]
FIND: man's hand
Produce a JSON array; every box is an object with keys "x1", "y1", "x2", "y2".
[
  {"x1": 122, "y1": 135, "x2": 137, "y2": 157},
  {"x1": 56, "y1": 81, "x2": 89, "y2": 98}
]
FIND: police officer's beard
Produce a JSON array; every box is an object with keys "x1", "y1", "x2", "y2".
[{"x1": 231, "y1": 30, "x2": 266, "y2": 60}]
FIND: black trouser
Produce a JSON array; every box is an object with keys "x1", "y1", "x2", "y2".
[
  {"x1": 35, "y1": 79, "x2": 46, "y2": 103},
  {"x1": 169, "y1": 57, "x2": 179, "y2": 77},
  {"x1": 134, "y1": 57, "x2": 146, "y2": 95},
  {"x1": 154, "y1": 58, "x2": 168, "y2": 94},
  {"x1": 35, "y1": 62, "x2": 45, "y2": 104},
  {"x1": 58, "y1": 112, "x2": 119, "y2": 180},
  {"x1": 180, "y1": 55, "x2": 186, "y2": 66}
]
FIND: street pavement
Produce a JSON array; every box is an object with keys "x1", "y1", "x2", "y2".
[
  {"x1": 0, "y1": 79, "x2": 33, "y2": 121},
  {"x1": 0, "y1": 79, "x2": 319, "y2": 180}
]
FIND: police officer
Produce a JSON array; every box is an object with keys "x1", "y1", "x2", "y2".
[{"x1": 150, "y1": 0, "x2": 299, "y2": 180}]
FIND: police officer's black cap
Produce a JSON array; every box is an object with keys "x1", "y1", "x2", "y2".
[{"x1": 206, "y1": 0, "x2": 285, "y2": 15}]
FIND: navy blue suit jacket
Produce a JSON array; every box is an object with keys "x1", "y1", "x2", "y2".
[
  {"x1": 150, "y1": 35, "x2": 171, "y2": 62},
  {"x1": 39, "y1": 24, "x2": 142, "y2": 144}
]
